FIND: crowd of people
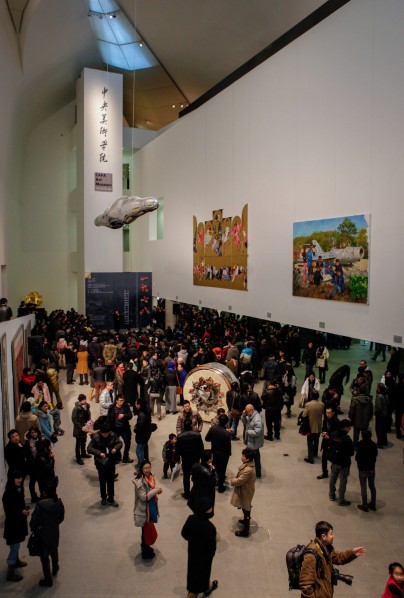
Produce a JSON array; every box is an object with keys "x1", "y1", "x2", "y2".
[{"x1": 2, "y1": 303, "x2": 404, "y2": 596}]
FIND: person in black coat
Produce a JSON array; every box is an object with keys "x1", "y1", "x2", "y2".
[
  {"x1": 108, "y1": 395, "x2": 133, "y2": 463},
  {"x1": 188, "y1": 450, "x2": 216, "y2": 513},
  {"x1": 123, "y1": 362, "x2": 139, "y2": 407},
  {"x1": 181, "y1": 496, "x2": 218, "y2": 598},
  {"x1": 205, "y1": 414, "x2": 232, "y2": 492},
  {"x1": 261, "y1": 381, "x2": 284, "y2": 441},
  {"x1": 71, "y1": 394, "x2": 92, "y2": 465},
  {"x1": 35, "y1": 439, "x2": 57, "y2": 498},
  {"x1": 177, "y1": 418, "x2": 204, "y2": 500},
  {"x1": 355, "y1": 429, "x2": 378, "y2": 512},
  {"x1": 2, "y1": 470, "x2": 30, "y2": 582},
  {"x1": 317, "y1": 403, "x2": 340, "y2": 480},
  {"x1": 4, "y1": 429, "x2": 27, "y2": 480},
  {"x1": 133, "y1": 398, "x2": 153, "y2": 466},
  {"x1": 87, "y1": 423, "x2": 123, "y2": 507},
  {"x1": 30, "y1": 479, "x2": 65, "y2": 587}
]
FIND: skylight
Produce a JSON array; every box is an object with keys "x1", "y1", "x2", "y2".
[{"x1": 87, "y1": 0, "x2": 158, "y2": 71}]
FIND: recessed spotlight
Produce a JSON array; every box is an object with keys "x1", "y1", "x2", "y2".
[
  {"x1": 172, "y1": 105, "x2": 175, "y2": 108},
  {"x1": 139, "y1": 42, "x2": 143, "y2": 47}
]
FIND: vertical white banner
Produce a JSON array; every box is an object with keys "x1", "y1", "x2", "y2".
[{"x1": 76, "y1": 68, "x2": 123, "y2": 277}]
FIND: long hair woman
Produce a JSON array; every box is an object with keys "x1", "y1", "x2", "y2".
[{"x1": 133, "y1": 460, "x2": 163, "y2": 559}]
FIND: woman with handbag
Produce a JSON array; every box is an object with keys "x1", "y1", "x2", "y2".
[
  {"x1": 133, "y1": 460, "x2": 163, "y2": 560},
  {"x1": 2, "y1": 470, "x2": 29, "y2": 582},
  {"x1": 230, "y1": 448, "x2": 256, "y2": 538}
]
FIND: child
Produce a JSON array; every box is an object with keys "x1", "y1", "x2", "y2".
[
  {"x1": 382, "y1": 562, "x2": 404, "y2": 597},
  {"x1": 162, "y1": 434, "x2": 179, "y2": 479}
]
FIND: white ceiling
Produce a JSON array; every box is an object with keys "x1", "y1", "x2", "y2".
[{"x1": 6, "y1": 0, "x2": 329, "y2": 132}]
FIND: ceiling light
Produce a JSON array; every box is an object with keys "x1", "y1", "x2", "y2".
[{"x1": 172, "y1": 105, "x2": 175, "y2": 108}]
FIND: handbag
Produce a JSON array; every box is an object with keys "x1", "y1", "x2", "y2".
[
  {"x1": 50, "y1": 433, "x2": 59, "y2": 444},
  {"x1": 27, "y1": 530, "x2": 42, "y2": 556},
  {"x1": 298, "y1": 395, "x2": 306, "y2": 409},
  {"x1": 297, "y1": 411, "x2": 311, "y2": 436},
  {"x1": 143, "y1": 521, "x2": 158, "y2": 546},
  {"x1": 176, "y1": 373, "x2": 183, "y2": 395}
]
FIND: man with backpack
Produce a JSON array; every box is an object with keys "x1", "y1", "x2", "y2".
[{"x1": 299, "y1": 520, "x2": 365, "y2": 597}]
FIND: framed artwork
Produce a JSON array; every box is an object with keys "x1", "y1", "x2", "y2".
[
  {"x1": 293, "y1": 214, "x2": 370, "y2": 304},
  {"x1": 193, "y1": 204, "x2": 248, "y2": 291},
  {"x1": 11, "y1": 325, "x2": 25, "y2": 419},
  {"x1": 1, "y1": 333, "x2": 10, "y2": 447}
]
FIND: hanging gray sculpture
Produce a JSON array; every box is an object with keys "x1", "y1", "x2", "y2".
[{"x1": 94, "y1": 196, "x2": 159, "y2": 229}]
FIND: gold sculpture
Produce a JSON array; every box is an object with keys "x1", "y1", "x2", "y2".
[{"x1": 25, "y1": 291, "x2": 43, "y2": 306}]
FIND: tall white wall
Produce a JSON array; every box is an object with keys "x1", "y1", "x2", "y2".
[
  {"x1": 16, "y1": 102, "x2": 77, "y2": 311},
  {"x1": 129, "y1": 0, "x2": 404, "y2": 347}
]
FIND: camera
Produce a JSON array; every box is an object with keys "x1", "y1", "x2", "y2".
[{"x1": 332, "y1": 567, "x2": 353, "y2": 586}]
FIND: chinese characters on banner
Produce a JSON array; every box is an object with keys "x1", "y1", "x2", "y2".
[{"x1": 94, "y1": 85, "x2": 113, "y2": 192}]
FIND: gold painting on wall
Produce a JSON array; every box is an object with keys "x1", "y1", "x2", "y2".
[{"x1": 193, "y1": 204, "x2": 248, "y2": 291}]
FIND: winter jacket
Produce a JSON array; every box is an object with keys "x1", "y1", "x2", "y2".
[
  {"x1": 76, "y1": 350, "x2": 89, "y2": 374},
  {"x1": 300, "y1": 537, "x2": 356, "y2": 598},
  {"x1": 4, "y1": 441, "x2": 27, "y2": 476},
  {"x1": 30, "y1": 497, "x2": 65, "y2": 554},
  {"x1": 176, "y1": 410, "x2": 203, "y2": 435},
  {"x1": 177, "y1": 431, "x2": 204, "y2": 464},
  {"x1": 99, "y1": 388, "x2": 116, "y2": 416},
  {"x1": 34, "y1": 409, "x2": 54, "y2": 442},
  {"x1": 102, "y1": 343, "x2": 117, "y2": 363},
  {"x1": 263, "y1": 359, "x2": 280, "y2": 383},
  {"x1": 327, "y1": 429, "x2": 354, "y2": 467},
  {"x1": 316, "y1": 347, "x2": 329, "y2": 368},
  {"x1": 302, "y1": 400, "x2": 324, "y2": 434},
  {"x1": 108, "y1": 401, "x2": 133, "y2": 433},
  {"x1": 134, "y1": 408, "x2": 152, "y2": 444},
  {"x1": 205, "y1": 425, "x2": 232, "y2": 456},
  {"x1": 133, "y1": 475, "x2": 159, "y2": 528},
  {"x1": 355, "y1": 438, "x2": 378, "y2": 471},
  {"x1": 15, "y1": 411, "x2": 41, "y2": 440},
  {"x1": 188, "y1": 463, "x2": 216, "y2": 513},
  {"x1": 71, "y1": 401, "x2": 91, "y2": 438},
  {"x1": 2, "y1": 483, "x2": 28, "y2": 545},
  {"x1": 375, "y1": 392, "x2": 389, "y2": 418},
  {"x1": 349, "y1": 394, "x2": 373, "y2": 429},
  {"x1": 87, "y1": 431, "x2": 122, "y2": 469},
  {"x1": 241, "y1": 410, "x2": 264, "y2": 450},
  {"x1": 382, "y1": 576, "x2": 404, "y2": 598},
  {"x1": 230, "y1": 460, "x2": 256, "y2": 510},
  {"x1": 162, "y1": 440, "x2": 180, "y2": 463},
  {"x1": 301, "y1": 378, "x2": 321, "y2": 402},
  {"x1": 261, "y1": 384, "x2": 284, "y2": 413}
]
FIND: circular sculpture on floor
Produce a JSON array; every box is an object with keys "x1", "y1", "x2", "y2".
[{"x1": 183, "y1": 363, "x2": 238, "y2": 421}]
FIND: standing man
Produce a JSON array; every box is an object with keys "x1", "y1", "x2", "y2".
[
  {"x1": 348, "y1": 389, "x2": 373, "y2": 448},
  {"x1": 71, "y1": 394, "x2": 92, "y2": 465},
  {"x1": 205, "y1": 414, "x2": 232, "y2": 493},
  {"x1": 328, "y1": 419, "x2": 354, "y2": 506},
  {"x1": 176, "y1": 401, "x2": 203, "y2": 435},
  {"x1": 317, "y1": 404, "x2": 339, "y2": 480},
  {"x1": 302, "y1": 391, "x2": 324, "y2": 465},
  {"x1": 99, "y1": 381, "x2": 116, "y2": 416},
  {"x1": 63, "y1": 342, "x2": 77, "y2": 385},
  {"x1": 87, "y1": 423, "x2": 122, "y2": 507},
  {"x1": 241, "y1": 403, "x2": 264, "y2": 478},
  {"x1": 300, "y1": 520, "x2": 366, "y2": 597},
  {"x1": 261, "y1": 380, "x2": 283, "y2": 441},
  {"x1": 108, "y1": 394, "x2": 134, "y2": 463},
  {"x1": 177, "y1": 419, "x2": 204, "y2": 500},
  {"x1": 355, "y1": 429, "x2": 378, "y2": 512}
]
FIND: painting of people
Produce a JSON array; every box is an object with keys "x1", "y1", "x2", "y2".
[{"x1": 293, "y1": 215, "x2": 370, "y2": 304}]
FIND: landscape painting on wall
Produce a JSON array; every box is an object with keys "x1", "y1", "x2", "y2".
[
  {"x1": 293, "y1": 214, "x2": 370, "y2": 304},
  {"x1": 193, "y1": 204, "x2": 248, "y2": 291}
]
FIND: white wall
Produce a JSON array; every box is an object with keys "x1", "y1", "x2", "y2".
[
  {"x1": 129, "y1": 0, "x2": 404, "y2": 347},
  {"x1": 16, "y1": 102, "x2": 77, "y2": 311}
]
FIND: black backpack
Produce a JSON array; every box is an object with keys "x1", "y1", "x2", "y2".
[{"x1": 286, "y1": 544, "x2": 323, "y2": 590}]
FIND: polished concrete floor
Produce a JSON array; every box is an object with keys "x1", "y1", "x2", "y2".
[{"x1": 1, "y1": 340, "x2": 403, "y2": 597}]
